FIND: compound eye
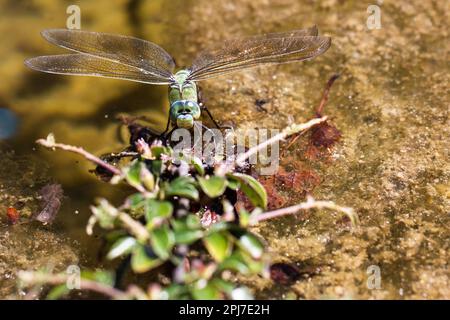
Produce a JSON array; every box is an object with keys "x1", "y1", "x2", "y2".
[
  {"x1": 170, "y1": 100, "x2": 186, "y2": 122},
  {"x1": 186, "y1": 101, "x2": 196, "y2": 111}
]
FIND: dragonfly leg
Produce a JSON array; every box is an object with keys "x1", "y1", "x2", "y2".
[
  {"x1": 198, "y1": 86, "x2": 233, "y2": 130},
  {"x1": 201, "y1": 104, "x2": 234, "y2": 130},
  {"x1": 202, "y1": 104, "x2": 221, "y2": 129},
  {"x1": 160, "y1": 115, "x2": 172, "y2": 137}
]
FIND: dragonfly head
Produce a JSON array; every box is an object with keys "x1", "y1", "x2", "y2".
[{"x1": 170, "y1": 100, "x2": 201, "y2": 129}]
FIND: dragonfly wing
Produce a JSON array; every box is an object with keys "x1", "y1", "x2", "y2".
[
  {"x1": 188, "y1": 26, "x2": 330, "y2": 81},
  {"x1": 41, "y1": 29, "x2": 175, "y2": 80},
  {"x1": 25, "y1": 54, "x2": 173, "y2": 84},
  {"x1": 242, "y1": 25, "x2": 318, "y2": 39}
]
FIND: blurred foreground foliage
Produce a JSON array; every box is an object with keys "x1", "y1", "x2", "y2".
[{"x1": 19, "y1": 118, "x2": 357, "y2": 300}]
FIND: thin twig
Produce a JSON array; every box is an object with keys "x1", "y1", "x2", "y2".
[
  {"x1": 37, "y1": 135, "x2": 149, "y2": 194},
  {"x1": 218, "y1": 117, "x2": 327, "y2": 174},
  {"x1": 251, "y1": 195, "x2": 359, "y2": 228},
  {"x1": 108, "y1": 151, "x2": 139, "y2": 159},
  {"x1": 316, "y1": 73, "x2": 340, "y2": 116},
  {"x1": 236, "y1": 116, "x2": 327, "y2": 166},
  {"x1": 18, "y1": 271, "x2": 128, "y2": 299},
  {"x1": 118, "y1": 212, "x2": 150, "y2": 241},
  {"x1": 282, "y1": 74, "x2": 340, "y2": 157},
  {"x1": 87, "y1": 200, "x2": 149, "y2": 241},
  {"x1": 36, "y1": 136, "x2": 121, "y2": 176}
]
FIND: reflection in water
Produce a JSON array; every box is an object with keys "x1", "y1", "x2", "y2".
[{"x1": 0, "y1": 108, "x2": 19, "y2": 139}]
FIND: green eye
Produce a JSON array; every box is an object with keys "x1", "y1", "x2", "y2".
[{"x1": 186, "y1": 101, "x2": 201, "y2": 119}]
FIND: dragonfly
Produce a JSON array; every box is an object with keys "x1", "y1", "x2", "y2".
[{"x1": 25, "y1": 26, "x2": 331, "y2": 134}]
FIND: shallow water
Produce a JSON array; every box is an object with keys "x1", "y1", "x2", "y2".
[{"x1": 0, "y1": 0, "x2": 448, "y2": 299}]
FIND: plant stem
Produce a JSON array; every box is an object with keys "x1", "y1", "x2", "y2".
[
  {"x1": 18, "y1": 271, "x2": 128, "y2": 299},
  {"x1": 220, "y1": 116, "x2": 328, "y2": 173},
  {"x1": 36, "y1": 137, "x2": 121, "y2": 176},
  {"x1": 316, "y1": 73, "x2": 340, "y2": 116},
  {"x1": 118, "y1": 212, "x2": 150, "y2": 241},
  {"x1": 251, "y1": 195, "x2": 359, "y2": 228},
  {"x1": 36, "y1": 136, "x2": 150, "y2": 195}
]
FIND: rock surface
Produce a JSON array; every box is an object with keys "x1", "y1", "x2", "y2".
[{"x1": 0, "y1": 0, "x2": 447, "y2": 299}]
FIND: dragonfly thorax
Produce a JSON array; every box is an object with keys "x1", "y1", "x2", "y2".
[{"x1": 169, "y1": 70, "x2": 200, "y2": 129}]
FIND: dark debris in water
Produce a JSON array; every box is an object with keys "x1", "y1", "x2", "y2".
[
  {"x1": 270, "y1": 262, "x2": 321, "y2": 285},
  {"x1": 33, "y1": 183, "x2": 64, "y2": 224},
  {"x1": 254, "y1": 99, "x2": 269, "y2": 112},
  {"x1": 309, "y1": 121, "x2": 341, "y2": 148}
]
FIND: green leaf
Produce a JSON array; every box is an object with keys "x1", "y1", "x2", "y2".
[
  {"x1": 80, "y1": 270, "x2": 115, "y2": 286},
  {"x1": 127, "y1": 193, "x2": 145, "y2": 210},
  {"x1": 237, "y1": 208, "x2": 251, "y2": 227},
  {"x1": 171, "y1": 218, "x2": 186, "y2": 231},
  {"x1": 46, "y1": 285, "x2": 70, "y2": 300},
  {"x1": 145, "y1": 199, "x2": 173, "y2": 227},
  {"x1": 205, "y1": 221, "x2": 232, "y2": 234},
  {"x1": 92, "y1": 271, "x2": 115, "y2": 286},
  {"x1": 219, "y1": 254, "x2": 250, "y2": 274},
  {"x1": 203, "y1": 232, "x2": 233, "y2": 262},
  {"x1": 171, "y1": 216, "x2": 196, "y2": 231},
  {"x1": 124, "y1": 160, "x2": 144, "y2": 189},
  {"x1": 220, "y1": 249, "x2": 265, "y2": 274},
  {"x1": 237, "y1": 249, "x2": 265, "y2": 273},
  {"x1": 191, "y1": 156, "x2": 205, "y2": 176},
  {"x1": 191, "y1": 281, "x2": 222, "y2": 300},
  {"x1": 197, "y1": 176, "x2": 228, "y2": 198},
  {"x1": 166, "y1": 176, "x2": 199, "y2": 200},
  {"x1": 140, "y1": 166, "x2": 155, "y2": 190},
  {"x1": 131, "y1": 245, "x2": 162, "y2": 273},
  {"x1": 150, "y1": 225, "x2": 175, "y2": 260},
  {"x1": 150, "y1": 145, "x2": 171, "y2": 159},
  {"x1": 162, "y1": 284, "x2": 190, "y2": 300},
  {"x1": 238, "y1": 233, "x2": 264, "y2": 259},
  {"x1": 126, "y1": 193, "x2": 146, "y2": 219},
  {"x1": 150, "y1": 160, "x2": 163, "y2": 176},
  {"x1": 170, "y1": 215, "x2": 203, "y2": 244},
  {"x1": 227, "y1": 173, "x2": 267, "y2": 209},
  {"x1": 107, "y1": 237, "x2": 137, "y2": 260},
  {"x1": 210, "y1": 278, "x2": 235, "y2": 294},
  {"x1": 90, "y1": 199, "x2": 118, "y2": 229},
  {"x1": 226, "y1": 176, "x2": 241, "y2": 190},
  {"x1": 104, "y1": 230, "x2": 128, "y2": 243},
  {"x1": 174, "y1": 229, "x2": 204, "y2": 244},
  {"x1": 186, "y1": 214, "x2": 201, "y2": 229}
]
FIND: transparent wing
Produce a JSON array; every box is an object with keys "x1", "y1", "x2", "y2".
[
  {"x1": 25, "y1": 54, "x2": 173, "y2": 85},
  {"x1": 188, "y1": 26, "x2": 330, "y2": 81},
  {"x1": 40, "y1": 29, "x2": 175, "y2": 81}
]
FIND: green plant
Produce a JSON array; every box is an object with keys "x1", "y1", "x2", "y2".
[
  {"x1": 19, "y1": 117, "x2": 358, "y2": 300},
  {"x1": 90, "y1": 142, "x2": 268, "y2": 299}
]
